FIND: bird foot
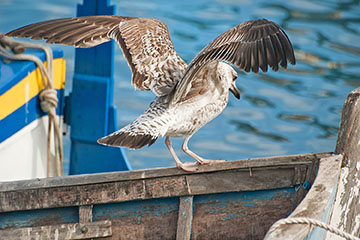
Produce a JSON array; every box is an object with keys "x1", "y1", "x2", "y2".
[
  {"x1": 197, "y1": 159, "x2": 226, "y2": 165},
  {"x1": 176, "y1": 162, "x2": 199, "y2": 172}
]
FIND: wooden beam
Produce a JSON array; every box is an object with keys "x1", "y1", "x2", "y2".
[
  {"x1": 0, "y1": 220, "x2": 112, "y2": 240},
  {"x1": 0, "y1": 166, "x2": 304, "y2": 213},
  {"x1": 176, "y1": 196, "x2": 194, "y2": 240},
  {"x1": 330, "y1": 87, "x2": 360, "y2": 238},
  {"x1": 79, "y1": 205, "x2": 93, "y2": 223},
  {"x1": 0, "y1": 152, "x2": 331, "y2": 192},
  {"x1": 335, "y1": 87, "x2": 360, "y2": 167}
]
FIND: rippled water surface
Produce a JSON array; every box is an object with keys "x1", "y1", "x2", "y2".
[{"x1": 1, "y1": 0, "x2": 359, "y2": 171}]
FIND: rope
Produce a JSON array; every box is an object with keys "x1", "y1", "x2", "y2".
[
  {"x1": 268, "y1": 217, "x2": 360, "y2": 240},
  {"x1": 0, "y1": 34, "x2": 63, "y2": 177}
]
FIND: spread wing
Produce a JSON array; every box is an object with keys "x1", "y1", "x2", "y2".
[
  {"x1": 171, "y1": 18, "x2": 296, "y2": 104},
  {"x1": 6, "y1": 16, "x2": 187, "y2": 96}
]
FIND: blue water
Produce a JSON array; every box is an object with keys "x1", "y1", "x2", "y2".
[{"x1": 1, "y1": 0, "x2": 359, "y2": 171}]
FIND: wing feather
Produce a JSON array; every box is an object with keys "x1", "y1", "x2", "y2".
[
  {"x1": 110, "y1": 18, "x2": 187, "y2": 95},
  {"x1": 6, "y1": 16, "x2": 187, "y2": 96},
  {"x1": 171, "y1": 18, "x2": 296, "y2": 104},
  {"x1": 6, "y1": 16, "x2": 122, "y2": 46},
  {"x1": 251, "y1": 43, "x2": 259, "y2": 73}
]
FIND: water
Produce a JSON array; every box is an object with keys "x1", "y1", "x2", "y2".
[{"x1": 1, "y1": 0, "x2": 359, "y2": 171}]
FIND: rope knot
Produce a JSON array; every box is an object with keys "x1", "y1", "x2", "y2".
[{"x1": 39, "y1": 88, "x2": 58, "y2": 113}]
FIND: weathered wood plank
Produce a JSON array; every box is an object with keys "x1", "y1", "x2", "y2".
[
  {"x1": 79, "y1": 205, "x2": 93, "y2": 223},
  {"x1": 292, "y1": 155, "x2": 321, "y2": 211},
  {"x1": 191, "y1": 188, "x2": 295, "y2": 240},
  {"x1": 0, "y1": 220, "x2": 112, "y2": 240},
  {"x1": 291, "y1": 165, "x2": 311, "y2": 210},
  {"x1": 186, "y1": 167, "x2": 297, "y2": 195},
  {"x1": 176, "y1": 196, "x2": 194, "y2": 240},
  {"x1": 335, "y1": 88, "x2": 360, "y2": 167},
  {"x1": 0, "y1": 152, "x2": 331, "y2": 192},
  {"x1": 329, "y1": 87, "x2": 360, "y2": 239},
  {"x1": 264, "y1": 154, "x2": 342, "y2": 240},
  {"x1": 93, "y1": 197, "x2": 179, "y2": 240},
  {"x1": 0, "y1": 166, "x2": 304, "y2": 213}
]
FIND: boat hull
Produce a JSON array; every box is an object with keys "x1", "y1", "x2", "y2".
[
  {"x1": 0, "y1": 152, "x2": 336, "y2": 239},
  {"x1": 0, "y1": 49, "x2": 66, "y2": 181}
]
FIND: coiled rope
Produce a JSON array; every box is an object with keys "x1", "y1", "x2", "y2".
[
  {"x1": 0, "y1": 34, "x2": 63, "y2": 177},
  {"x1": 267, "y1": 217, "x2": 360, "y2": 240}
]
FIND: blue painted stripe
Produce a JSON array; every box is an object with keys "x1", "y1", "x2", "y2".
[
  {"x1": 0, "y1": 206, "x2": 78, "y2": 229},
  {"x1": 93, "y1": 197, "x2": 179, "y2": 220},
  {"x1": 0, "y1": 89, "x2": 64, "y2": 143}
]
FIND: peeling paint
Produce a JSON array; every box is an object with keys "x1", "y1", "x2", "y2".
[{"x1": 243, "y1": 202, "x2": 256, "y2": 207}]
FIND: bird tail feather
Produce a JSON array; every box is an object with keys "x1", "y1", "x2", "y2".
[
  {"x1": 97, "y1": 100, "x2": 170, "y2": 149},
  {"x1": 97, "y1": 130, "x2": 158, "y2": 149}
]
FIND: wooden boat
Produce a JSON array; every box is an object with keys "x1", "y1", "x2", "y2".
[
  {"x1": 1, "y1": 87, "x2": 359, "y2": 240},
  {"x1": 1, "y1": 0, "x2": 359, "y2": 238},
  {"x1": 0, "y1": 152, "x2": 340, "y2": 240}
]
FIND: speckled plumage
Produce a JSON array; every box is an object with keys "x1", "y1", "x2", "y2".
[{"x1": 7, "y1": 16, "x2": 296, "y2": 171}]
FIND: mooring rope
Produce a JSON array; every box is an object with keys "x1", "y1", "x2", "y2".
[
  {"x1": 0, "y1": 34, "x2": 63, "y2": 177},
  {"x1": 267, "y1": 217, "x2": 360, "y2": 240}
]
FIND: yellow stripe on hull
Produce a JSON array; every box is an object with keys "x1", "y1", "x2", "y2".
[{"x1": 0, "y1": 58, "x2": 66, "y2": 120}]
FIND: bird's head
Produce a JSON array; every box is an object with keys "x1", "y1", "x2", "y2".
[
  {"x1": 219, "y1": 62, "x2": 240, "y2": 100},
  {"x1": 229, "y1": 70, "x2": 240, "y2": 100}
]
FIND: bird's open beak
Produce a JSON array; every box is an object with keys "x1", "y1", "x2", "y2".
[{"x1": 230, "y1": 82, "x2": 240, "y2": 100}]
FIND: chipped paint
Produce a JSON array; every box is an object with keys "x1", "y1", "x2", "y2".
[
  {"x1": 349, "y1": 170, "x2": 360, "y2": 236},
  {"x1": 192, "y1": 189, "x2": 294, "y2": 239},
  {"x1": 222, "y1": 213, "x2": 247, "y2": 221},
  {"x1": 93, "y1": 197, "x2": 179, "y2": 220},
  {"x1": 243, "y1": 202, "x2": 257, "y2": 207},
  {"x1": 0, "y1": 207, "x2": 78, "y2": 230}
]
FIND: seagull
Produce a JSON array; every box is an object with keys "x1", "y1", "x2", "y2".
[{"x1": 7, "y1": 16, "x2": 295, "y2": 171}]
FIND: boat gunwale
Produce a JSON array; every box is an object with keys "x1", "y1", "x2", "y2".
[{"x1": 0, "y1": 152, "x2": 332, "y2": 192}]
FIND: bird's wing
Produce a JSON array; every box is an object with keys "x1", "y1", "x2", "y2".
[
  {"x1": 6, "y1": 16, "x2": 187, "y2": 96},
  {"x1": 175, "y1": 61, "x2": 219, "y2": 104},
  {"x1": 171, "y1": 18, "x2": 296, "y2": 104}
]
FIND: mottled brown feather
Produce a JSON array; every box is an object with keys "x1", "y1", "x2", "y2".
[
  {"x1": 171, "y1": 18, "x2": 296, "y2": 104},
  {"x1": 109, "y1": 18, "x2": 187, "y2": 95},
  {"x1": 6, "y1": 15, "x2": 187, "y2": 96}
]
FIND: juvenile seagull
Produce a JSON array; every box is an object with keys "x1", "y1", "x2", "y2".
[{"x1": 7, "y1": 16, "x2": 295, "y2": 171}]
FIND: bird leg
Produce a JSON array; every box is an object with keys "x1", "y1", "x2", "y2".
[
  {"x1": 165, "y1": 137, "x2": 198, "y2": 172},
  {"x1": 181, "y1": 136, "x2": 226, "y2": 165}
]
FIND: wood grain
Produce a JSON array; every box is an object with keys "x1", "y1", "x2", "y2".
[
  {"x1": 0, "y1": 152, "x2": 331, "y2": 192},
  {"x1": 0, "y1": 220, "x2": 112, "y2": 240},
  {"x1": 176, "y1": 196, "x2": 194, "y2": 240},
  {"x1": 330, "y1": 87, "x2": 360, "y2": 238},
  {"x1": 0, "y1": 166, "x2": 304, "y2": 213},
  {"x1": 79, "y1": 205, "x2": 93, "y2": 223}
]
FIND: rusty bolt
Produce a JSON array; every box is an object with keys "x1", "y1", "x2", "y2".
[{"x1": 80, "y1": 225, "x2": 88, "y2": 233}]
